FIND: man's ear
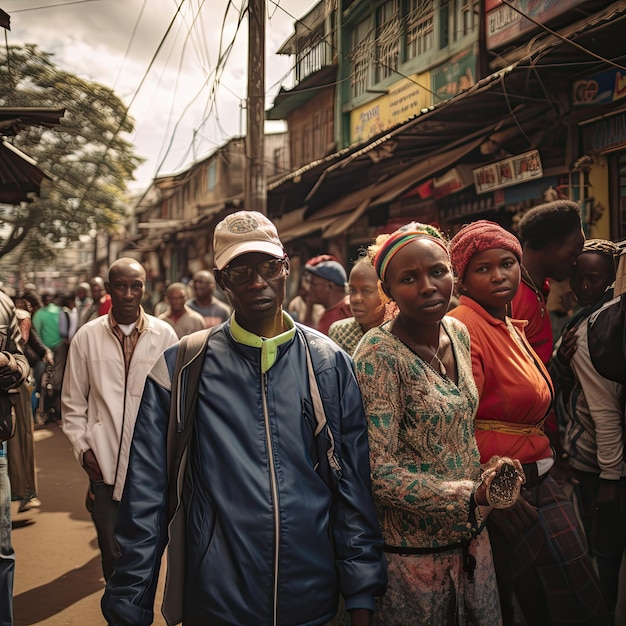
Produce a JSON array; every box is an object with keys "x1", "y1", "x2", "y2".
[
  {"x1": 103, "y1": 282, "x2": 110, "y2": 295},
  {"x1": 284, "y1": 256, "x2": 290, "y2": 277}
]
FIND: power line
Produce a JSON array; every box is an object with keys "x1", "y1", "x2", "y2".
[
  {"x1": 8, "y1": 0, "x2": 103, "y2": 13},
  {"x1": 74, "y1": 0, "x2": 189, "y2": 212},
  {"x1": 500, "y1": 0, "x2": 626, "y2": 72}
]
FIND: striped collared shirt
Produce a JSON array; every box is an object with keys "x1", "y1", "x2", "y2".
[{"x1": 108, "y1": 306, "x2": 148, "y2": 377}]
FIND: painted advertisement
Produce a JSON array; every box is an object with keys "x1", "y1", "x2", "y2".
[
  {"x1": 572, "y1": 68, "x2": 626, "y2": 107},
  {"x1": 473, "y1": 149, "x2": 543, "y2": 194},
  {"x1": 350, "y1": 72, "x2": 431, "y2": 144},
  {"x1": 431, "y1": 46, "x2": 477, "y2": 102},
  {"x1": 486, "y1": 0, "x2": 587, "y2": 50}
]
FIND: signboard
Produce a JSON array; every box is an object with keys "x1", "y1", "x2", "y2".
[
  {"x1": 350, "y1": 72, "x2": 431, "y2": 144},
  {"x1": 486, "y1": 0, "x2": 587, "y2": 50},
  {"x1": 473, "y1": 150, "x2": 543, "y2": 194},
  {"x1": 582, "y1": 112, "x2": 626, "y2": 154},
  {"x1": 431, "y1": 45, "x2": 477, "y2": 102},
  {"x1": 572, "y1": 68, "x2": 626, "y2": 107}
]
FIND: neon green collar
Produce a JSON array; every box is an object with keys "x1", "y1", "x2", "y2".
[{"x1": 231, "y1": 311, "x2": 296, "y2": 373}]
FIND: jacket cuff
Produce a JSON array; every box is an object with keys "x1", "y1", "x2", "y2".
[{"x1": 344, "y1": 592, "x2": 376, "y2": 612}]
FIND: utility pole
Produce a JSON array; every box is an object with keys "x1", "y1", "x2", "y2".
[{"x1": 245, "y1": 0, "x2": 267, "y2": 215}]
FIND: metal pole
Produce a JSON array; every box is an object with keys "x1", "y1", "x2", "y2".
[{"x1": 245, "y1": 0, "x2": 267, "y2": 215}]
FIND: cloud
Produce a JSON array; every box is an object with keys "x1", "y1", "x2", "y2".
[{"x1": 4, "y1": 0, "x2": 301, "y2": 190}]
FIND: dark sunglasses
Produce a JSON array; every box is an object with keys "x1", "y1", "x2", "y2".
[{"x1": 223, "y1": 257, "x2": 287, "y2": 286}]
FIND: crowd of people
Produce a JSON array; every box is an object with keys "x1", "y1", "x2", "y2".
[{"x1": 1, "y1": 199, "x2": 625, "y2": 626}]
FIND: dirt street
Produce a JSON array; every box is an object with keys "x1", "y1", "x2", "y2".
[{"x1": 10, "y1": 423, "x2": 166, "y2": 626}]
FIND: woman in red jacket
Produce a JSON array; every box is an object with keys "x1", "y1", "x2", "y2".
[{"x1": 448, "y1": 220, "x2": 608, "y2": 626}]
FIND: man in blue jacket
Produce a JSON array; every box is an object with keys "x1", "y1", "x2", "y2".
[{"x1": 102, "y1": 211, "x2": 386, "y2": 626}]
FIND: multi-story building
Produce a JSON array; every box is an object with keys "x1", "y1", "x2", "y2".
[
  {"x1": 267, "y1": 0, "x2": 624, "y2": 269},
  {"x1": 127, "y1": 133, "x2": 289, "y2": 290}
]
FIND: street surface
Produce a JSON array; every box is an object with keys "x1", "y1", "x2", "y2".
[
  {"x1": 9, "y1": 422, "x2": 626, "y2": 626},
  {"x1": 10, "y1": 423, "x2": 166, "y2": 626}
]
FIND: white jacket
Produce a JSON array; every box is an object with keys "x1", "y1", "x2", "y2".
[{"x1": 61, "y1": 313, "x2": 178, "y2": 500}]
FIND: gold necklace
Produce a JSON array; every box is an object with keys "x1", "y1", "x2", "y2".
[{"x1": 430, "y1": 331, "x2": 447, "y2": 376}]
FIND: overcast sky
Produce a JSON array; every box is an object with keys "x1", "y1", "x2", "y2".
[{"x1": 3, "y1": 0, "x2": 312, "y2": 192}]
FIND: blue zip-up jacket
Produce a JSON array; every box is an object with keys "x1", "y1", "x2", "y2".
[{"x1": 102, "y1": 320, "x2": 386, "y2": 625}]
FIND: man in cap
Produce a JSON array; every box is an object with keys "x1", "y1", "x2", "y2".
[
  {"x1": 102, "y1": 211, "x2": 386, "y2": 625},
  {"x1": 304, "y1": 258, "x2": 351, "y2": 335}
]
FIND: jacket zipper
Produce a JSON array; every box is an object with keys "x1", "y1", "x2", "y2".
[{"x1": 262, "y1": 370, "x2": 279, "y2": 626}]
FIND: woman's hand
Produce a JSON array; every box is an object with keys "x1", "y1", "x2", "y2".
[{"x1": 475, "y1": 457, "x2": 525, "y2": 508}]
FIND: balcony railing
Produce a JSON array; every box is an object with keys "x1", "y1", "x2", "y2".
[{"x1": 295, "y1": 39, "x2": 334, "y2": 85}]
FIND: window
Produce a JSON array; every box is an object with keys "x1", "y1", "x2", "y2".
[
  {"x1": 376, "y1": 0, "x2": 400, "y2": 82},
  {"x1": 439, "y1": 0, "x2": 449, "y2": 48},
  {"x1": 455, "y1": 0, "x2": 479, "y2": 40},
  {"x1": 406, "y1": 0, "x2": 434, "y2": 60},
  {"x1": 350, "y1": 18, "x2": 373, "y2": 98}
]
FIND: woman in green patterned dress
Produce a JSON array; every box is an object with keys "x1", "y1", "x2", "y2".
[{"x1": 353, "y1": 223, "x2": 523, "y2": 625}]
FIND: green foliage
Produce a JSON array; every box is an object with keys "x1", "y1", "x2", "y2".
[{"x1": 0, "y1": 43, "x2": 144, "y2": 260}]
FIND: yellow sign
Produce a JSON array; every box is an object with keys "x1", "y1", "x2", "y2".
[{"x1": 350, "y1": 73, "x2": 431, "y2": 144}]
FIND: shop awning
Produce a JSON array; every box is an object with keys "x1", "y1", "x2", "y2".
[
  {"x1": 268, "y1": 0, "x2": 626, "y2": 237},
  {"x1": 0, "y1": 140, "x2": 51, "y2": 204}
]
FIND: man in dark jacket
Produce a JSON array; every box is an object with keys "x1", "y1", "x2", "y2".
[
  {"x1": 102, "y1": 211, "x2": 386, "y2": 626},
  {"x1": 0, "y1": 290, "x2": 30, "y2": 626}
]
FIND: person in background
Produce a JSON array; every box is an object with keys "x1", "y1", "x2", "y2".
[
  {"x1": 20, "y1": 290, "x2": 48, "y2": 423},
  {"x1": 0, "y1": 290, "x2": 30, "y2": 626},
  {"x1": 186, "y1": 269, "x2": 230, "y2": 328},
  {"x1": 74, "y1": 282, "x2": 92, "y2": 322},
  {"x1": 448, "y1": 220, "x2": 608, "y2": 626},
  {"x1": 550, "y1": 239, "x2": 624, "y2": 620},
  {"x1": 32, "y1": 292, "x2": 64, "y2": 422},
  {"x1": 511, "y1": 200, "x2": 585, "y2": 365},
  {"x1": 329, "y1": 257, "x2": 390, "y2": 355},
  {"x1": 59, "y1": 293, "x2": 80, "y2": 344},
  {"x1": 61, "y1": 258, "x2": 177, "y2": 581},
  {"x1": 353, "y1": 222, "x2": 521, "y2": 625},
  {"x1": 102, "y1": 211, "x2": 386, "y2": 625},
  {"x1": 80, "y1": 276, "x2": 111, "y2": 326},
  {"x1": 158, "y1": 282, "x2": 206, "y2": 338},
  {"x1": 288, "y1": 255, "x2": 335, "y2": 328},
  {"x1": 10, "y1": 295, "x2": 52, "y2": 513},
  {"x1": 304, "y1": 259, "x2": 351, "y2": 335}
]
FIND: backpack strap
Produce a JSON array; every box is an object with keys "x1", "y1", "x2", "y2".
[
  {"x1": 166, "y1": 327, "x2": 214, "y2": 521},
  {"x1": 300, "y1": 329, "x2": 342, "y2": 483}
]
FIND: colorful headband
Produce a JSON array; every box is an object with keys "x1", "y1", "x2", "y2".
[{"x1": 374, "y1": 229, "x2": 449, "y2": 282}]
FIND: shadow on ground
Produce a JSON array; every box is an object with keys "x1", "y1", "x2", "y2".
[{"x1": 13, "y1": 555, "x2": 103, "y2": 625}]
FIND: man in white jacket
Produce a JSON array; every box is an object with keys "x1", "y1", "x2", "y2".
[{"x1": 61, "y1": 258, "x2": 177, "y2": 581}]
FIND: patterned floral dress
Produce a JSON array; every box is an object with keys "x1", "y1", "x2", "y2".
[{"x1": 353, "y1": 316, "x2": 502, "y2": 626}]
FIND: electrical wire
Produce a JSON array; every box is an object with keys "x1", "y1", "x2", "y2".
[
  {"x1": 153, "y1": 1, "x2": 247, "y2": 177},
  {"x1": 111, "y1": 0, "x2": 150, "y2": 91},
  {"x1": 499, "y1": 0, "x2": 626, "y2": 72},
  {"x1": 153, "y1": 0, "x2": 211, "y2": 174},
  {"x1": 8, "y1": 0, "x2": 103, "y2": 12},
  {"x1": 74, "y1": 0, "x2": 190, "y2": 209}
]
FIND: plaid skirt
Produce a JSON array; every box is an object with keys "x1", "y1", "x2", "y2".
[{"x1": 487, "y1": 474, "x2": 609, "y2": 626}]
